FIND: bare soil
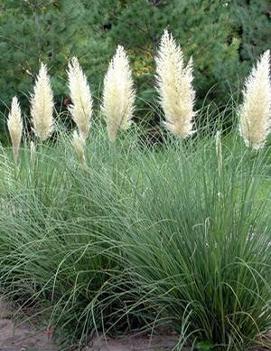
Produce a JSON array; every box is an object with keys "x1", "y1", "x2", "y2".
[
  {"x1": 0, "y1": 297, "x2": 181, "y2": 351},
  {"x1": 83, "y1": 334, "x2": 182, "y2": 351},
  {"x1": 0, "y1": 297, "x2": 57, "y2": 351},
  {"x1": 0, "y1": 297, "x2": 269, "y2": 351}
]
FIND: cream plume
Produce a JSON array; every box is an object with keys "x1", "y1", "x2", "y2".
[
  {"x1": 156, "y1": 30, "x2": 196, "y2": 138},
  {"x1": 67, "y1": 57, "x2": 92, "y2": 140},
  {"x1": 30, "y1": 63, "x2": 54, "y2": 141},
  {"x1": 239, "y1": 50, "x2": 271, "y2": 149},
  {"x1": 72, "y1": 130, "x2": 86, "y2": 165},
  {"x1": 102, "y1": 45, "x2": 136, "y2": 142},
  {"x1": 7, "y1": 96, "x2": 23, "y2": 162},
  {"x1": 30, "y1": 141, "x2": 36, "y2": 164}
]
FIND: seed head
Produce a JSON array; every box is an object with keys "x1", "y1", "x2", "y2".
[
  {"x1": 7, "y1": 96, "x2": 23, "y2": 162},
  {"x1": 72, "y1": 130, "x2": 86, "y2": 165},
  {"x1": 102, "y1": 45, "x2": 136, "y2": 142},
  {"x1": 239, "y1": 50, "x2": 271, "y2": 149},
  {"x1": 156, "y1": 30, "x2": 196, "y2": 138},
  {"x1": 30, "y1": 63, "x2": 54, "y2": 141},
  {"x1": 30, "y1": 141, "x2": 36, "y2": 164},
  {"x1": 67, "y1": 57, "x2": 92, "y2": 140}
]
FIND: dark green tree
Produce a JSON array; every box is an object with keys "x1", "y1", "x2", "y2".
[
  {"x1": 0, "y1": 0, "x2": 109, "y2": 139},
  {"x1": 0, "y1": 0, "x2": 270, "y2": 138}
]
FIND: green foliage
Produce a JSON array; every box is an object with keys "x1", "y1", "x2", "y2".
[
  {"x1": 233, "y1": 0, "x2": 271, "y2": 60},
  {"x1": 82, "y1": 0, "x2": 241, "y2": 126},
  {"x1": 0, "y1": 0, "x2": 270, "y2": 133},
  {"x1": 80, "y1": 0, "x2": 270, "y2": 118},
  {"x1": 122, "y1": 134, "x2": 271, "y2": 349},
  {"x1": 0, "y1": 123, "x2": 270, "y2": 349},
  {"x1": 0, "y1": 0, "x2": 110, "y2": 115}
]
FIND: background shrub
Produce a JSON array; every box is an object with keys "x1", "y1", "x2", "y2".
[{"x1": 0, "y1": 0, "x2": 270, "y2": 138}]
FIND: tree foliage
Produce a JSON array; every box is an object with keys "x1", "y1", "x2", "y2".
[{"x1": 0, "y1": 0, "x2": 270, "y2": 136}]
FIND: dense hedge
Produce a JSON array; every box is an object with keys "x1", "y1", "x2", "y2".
[{"x1": 0, "y1": 0, "x2": 270, "y2": 137}]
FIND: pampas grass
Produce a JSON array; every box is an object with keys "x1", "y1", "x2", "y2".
[
  {"x1": 72, "y1": 130, "x2": 86, "y2": 165},
  {"x1": 2, "y1": 36, "x2": 271, "y2": 351},
  {"x1": 239, "y1": 50, "x2": 271, "y2": 149},
  {"x1": 102, "y1": 45, "x2": 136, "y2": 142},
  {"x1": 67, "y1": 57, "x2": 92, "y2": 140},
  {"x1": 30, "y1": 63, "x2": 54, "y2": 141},
  {"x1": 7, "y1": 96, "x2": 23, "y2": 163},
  {"x1": 156, "y1": 30, "x2": 196, "y2": 138},
  {"x1": 30, "y1": 140, "x2": 36, "y2": 164},
  {"x1": 1, "y1": 128, "x2": 270, "y2": 351}
]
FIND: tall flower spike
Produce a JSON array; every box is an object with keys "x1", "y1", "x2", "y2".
[
  {"x1": 7, "y1": 96, "x2": 23, "y2": 163},
  {"x1": 72, "y1": 130, "x2": 86, "y2": 166},
  {"x1": 239, "y1": 50, "x2": 271, "y2": 149},
  {"x1": 67, "y1": 57, "x2": 92, "y2": 140},
  {"x1": 30, "y1": 63, "x2": 54, "y2": 141},
  {"x1": 156, "y1": 30, "x2": 196, "y2": 138},
  {"x1": 102, "y1": 45, "x2": 136, "y2": 142},
  {"x1": 30, "y1": 141, "x2": 36, "y2": 164}
]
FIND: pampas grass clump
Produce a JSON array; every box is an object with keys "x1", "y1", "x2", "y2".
[
  {"x1": 156, "y1": 30, "x2": 196, "y2": 138},
  {"x1": 30, "y1": 63, "x2": 54, "y2": 141},
  {"x1": 67, "y1": 57, "x2": 93, "y2": 140},
  {"x1": 2, "y1": 34, "x2": 271, "y2": 351},
  {"x1": 102, "y1": 45, "x2": 136, "y2": 142},
  {"x1": 239, "y1": 50, "x2": 271, "y2": 149},
  {"x1": 7, "y1": 96, "x2": 23, "y2": 163}
]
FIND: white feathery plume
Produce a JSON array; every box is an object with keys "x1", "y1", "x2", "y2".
[
  {"x1": 102, "y1": 45, "x2": 136, "y2": 142},
  {"x1": 30, "y1": 63, "x2": 54, "y2": 141},
  {"x1": 72, "y1": 130, "x2": 86, "y2": 165},
  {"x1": 156, "y1": 29, "x2": 196, "y2": 138},
  {"x1": 7, "y1": 96, "x2": 23, "y2": 163},
  {"x1": 67, "y1": 57, "x2": 92, "y2": 140},
  {"x1": 239, "y1": 50, "x2": 271, "y2": 149},
  {"x1": 30, "y1": 141, "x2": 36, "y2": 164}
]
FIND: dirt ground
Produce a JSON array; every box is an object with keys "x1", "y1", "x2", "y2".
[
  {"x1": 0, "y1": 296, "x2": 182, "y2": 351},
  {"x1": 0, "y1": 297, "x2": 57, "y2": 351},
  {"x1": 0, "y1": 297, "x2": 269, "y2": 351},
  {"x1": 83, "y1": 334, "x2": 182, "y2": 351}
]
